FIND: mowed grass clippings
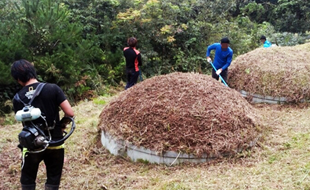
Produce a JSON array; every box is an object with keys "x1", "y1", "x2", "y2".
[
  {"x1": 229, "y1": 43, "x2": 310, "y2": 102},
  {"x1": 98, "y1": 72, "x2": 263, "y2": 157},
  {"x1": 0, "y1": 114, "x2": 21, "y2": 190}
]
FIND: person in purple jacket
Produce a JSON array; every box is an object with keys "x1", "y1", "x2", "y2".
[{"x1": 206, "y1": 37, "x2": 233, "y2": 83}]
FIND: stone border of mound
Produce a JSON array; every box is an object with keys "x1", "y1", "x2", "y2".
[
  {"x1": 240, "y1": 90, "x2": 287, "y2": 104},
  {"x1": 240, "y1": 90, "x2": 308, "y2": 104},
  {"x1": 101, "y1": 131, "x2": 260, "y2": 165}
]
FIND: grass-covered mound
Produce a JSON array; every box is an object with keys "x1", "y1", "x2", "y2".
[
  {"x1": 228, "y1": 43, "x2": 310, "y2": 102},
  {"x1": 99, "y1": 72, "x2": 262, "y2": 157}
]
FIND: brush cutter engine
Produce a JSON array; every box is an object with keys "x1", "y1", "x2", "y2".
[
  {"x1": 17, "y1": 115, "x2": 75, "y2": 153},
  {"x1": 18, "y1": 123, "x2": 49, "y2": 151},
  {"x1": 14, "y1": 83, "x2": 75, "y2": 153}
]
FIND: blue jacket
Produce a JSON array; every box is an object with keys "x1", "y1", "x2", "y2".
[
  {"x1": 263, "y1": 40, "x2": 272, "y2": 48},
  {"x1": 206, "y1": 43, "x2": 233, "y2": 70}
]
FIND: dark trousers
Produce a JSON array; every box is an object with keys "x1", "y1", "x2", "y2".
[
  {"x1": 125, "y1": 69, "x2": 139, "y2": 90},
  {"x1": 21, "y1": 148, "x2": 64, "y2": 186},
  {"x1": 211, "y1": 68, "x2": 228, "y2": 83}
]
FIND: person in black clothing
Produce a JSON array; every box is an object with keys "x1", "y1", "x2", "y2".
[
  {"x1": 11, "y1": 59, "x2": 74, "y2": 190},
  {"x1": 123, "y1": 37, "x2": 142, "y2": 89}
]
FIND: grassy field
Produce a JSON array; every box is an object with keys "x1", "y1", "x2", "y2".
[{"x1": 1, "y1": 94, "x2": 310, "y2": 190}]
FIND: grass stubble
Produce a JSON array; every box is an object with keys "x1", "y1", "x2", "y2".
[{"x1": 1, "y1": 95, "x2": 310, "y2": 189}]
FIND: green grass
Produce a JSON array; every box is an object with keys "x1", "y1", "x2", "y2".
[
  {"x1": 1, "y1": 97, "x2": 310, "y2": 189},
  {"x1": 93, "y1": 97, "x2": 107, "y2": 105}
]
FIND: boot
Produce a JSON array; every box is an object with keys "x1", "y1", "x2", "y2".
[
  {"x1": 45, "y1": 184, "x2": 59, "y2": 190},
  {"x1": 21, "y1": 184, "x2": 36, "y2": 190}
]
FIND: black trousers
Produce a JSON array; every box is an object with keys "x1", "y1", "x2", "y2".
[
  {"x1": 125, "y1": 69, "x2": 139, "y2": 90},
  {"x1": 211, "y1": 68, "x2": 228, "y2": 83},
  {"x1": 21, "y1": 148, "x2": 64, "y2": 186}
]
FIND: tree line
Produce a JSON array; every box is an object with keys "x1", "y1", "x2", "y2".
[{"x1": 0, "y1": 0, "x2": 309, "y2": 114}]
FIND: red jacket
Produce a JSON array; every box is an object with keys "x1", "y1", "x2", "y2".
[{"x1": 123, "y1": 47, "x2": 142, "y2": 71}]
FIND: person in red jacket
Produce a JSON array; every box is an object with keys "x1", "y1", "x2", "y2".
[{"x1": 123, "y1": 37, "x2": 142, "y2": 89}]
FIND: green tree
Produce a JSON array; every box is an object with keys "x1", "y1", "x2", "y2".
[{"x1": 273, "y1": 0, "x2": 310, "y2": 33}]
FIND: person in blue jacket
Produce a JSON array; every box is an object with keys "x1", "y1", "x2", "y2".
[
  {"x1": 260, "y1": 35, "x2": 272, "y2": 48},
  {"x1": 206, "y1": 37, "x2": 233, "y2": 83}
]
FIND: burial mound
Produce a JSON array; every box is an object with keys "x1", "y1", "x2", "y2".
[
  {"x1": 99, "y1": 72, "x2": 262, "y2": 160},
  {"x1": 229, "y1": 43, "x2": 310, "y2": 103}
]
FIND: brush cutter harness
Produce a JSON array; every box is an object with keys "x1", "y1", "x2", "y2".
[{"x1": 14, "y1": 83, "x2": 75, "y2": 153}]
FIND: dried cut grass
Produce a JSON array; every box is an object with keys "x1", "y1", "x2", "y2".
[
  {"x1": 99, "y1": 72, "x2": 262, "y2": 157},
  {"x1": 229, "y1": 43, "x2": 310, "y2": 102}
]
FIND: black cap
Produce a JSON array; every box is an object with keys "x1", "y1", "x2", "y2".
[
  {"x1": 220, "y1": 37, "x2": 230, "y2": 44},
  {"x1": 260, "y1": 35, "x2": 266, "y2": 40}
]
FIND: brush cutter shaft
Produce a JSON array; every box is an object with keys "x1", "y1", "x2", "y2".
[{"x1": 50, "y1": 117, "x2": 75, "y2": 145}]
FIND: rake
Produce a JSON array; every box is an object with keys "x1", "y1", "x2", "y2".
[{"x1": 209, "y1": 61, "x2": 229, "y2": 87}]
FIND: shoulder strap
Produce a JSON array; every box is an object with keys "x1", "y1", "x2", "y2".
[
  {"x1": 132, "y1": 48, "x2": 140, "y2": 55},
  {"x1": 28, "y1": 83, "x2": 46, "y2": 105},
  {"x1": 14, "y1": 83, "x2": 46, "y2": 106},
  {"x1": 123, "y1": 47, "x2": 140, "y2": 55}
]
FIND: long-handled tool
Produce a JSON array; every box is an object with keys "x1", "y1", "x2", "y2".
[{"x1": 209, "y1": 61, "x2": 229, "y2": 87}]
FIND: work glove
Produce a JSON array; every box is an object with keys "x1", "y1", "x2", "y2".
[
  {"x1": 59, "y1": 116, "x2": 73, "y2": 128},
  {"x1": 216, "y1": 69, "x2": 222, "y2": 75},
  {"x1": 207, "y1": 57, "x2": 212, "y2": 63}
]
